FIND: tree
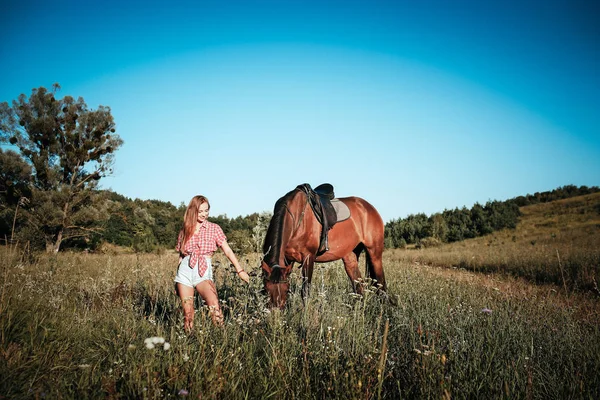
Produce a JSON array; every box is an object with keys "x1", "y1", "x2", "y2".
[
  {"x1": 252, "y1": 211, "x2": 272, "y2": 253},
  {"x1": 470, "y1": 203, "x2": 492, "y2": 236},
  {"x1": 443, "y1": 207, "x2": 473, "y2": 242},
  {"x1": 0, "y1": 149, "x2": 32, "y2": 241},
  {"x1": 429, "y1": 213, "x2": 448, "y2": 242},
  {"x1": 0, "y1": 84, "x2": 123, "y2": 252}
]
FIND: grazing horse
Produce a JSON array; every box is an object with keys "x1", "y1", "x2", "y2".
[{"x1": 261, "y1": 184, "x2": 387, "y2": 308}]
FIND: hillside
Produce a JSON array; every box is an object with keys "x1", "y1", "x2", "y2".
[
  {"x1": 389, "y1": 192, "x2": 600, "y2": 292},
  {"x1": 518, "y1": 191, "x2": 600, "y2": 239}
]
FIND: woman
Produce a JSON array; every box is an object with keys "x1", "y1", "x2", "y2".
[{"x1": 175, "y1": 195, "x2": 249, "y2": 330}]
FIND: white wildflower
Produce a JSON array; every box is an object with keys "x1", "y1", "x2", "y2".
[{"x1": 144, "y1": 336, "x2": 167, "y2": 350}]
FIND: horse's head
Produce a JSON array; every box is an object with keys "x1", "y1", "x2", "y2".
[
  {"x1": 260, "y1": 187, "x2": 310, "y2": 308},
  {"x1": 262, "y1": 263, "x2": 290, "y2": 308}
]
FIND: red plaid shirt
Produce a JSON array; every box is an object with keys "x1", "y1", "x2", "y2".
[{"x1": 176, "y1": 221, "x2": 227, "y2": 277}]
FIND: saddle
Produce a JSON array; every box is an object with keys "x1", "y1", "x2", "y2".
[{"x1": 297, "y1": 183, "x2": 350, "y2": 254}]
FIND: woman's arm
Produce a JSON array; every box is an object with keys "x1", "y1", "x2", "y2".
[{"x1": 220, "y1": 240, "x2": 250, "y2": 283}]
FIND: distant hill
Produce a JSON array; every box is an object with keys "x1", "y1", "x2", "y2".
[
  {"x1": 517, "y1": 191, "x2": 600, "y2": 241},
  {"x1": 385, "y1": 185, "x2": 599, "y2": 249},
  {"x1": 398, "y1": 192, "x2": 600, "y2": 292}
]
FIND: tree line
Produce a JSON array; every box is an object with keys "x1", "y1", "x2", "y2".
[
  {"x1": 0, "y1": 177, "x2": 268, "y2": 255},
  {"x1": 384, "y1": 185, "x2": 599, "y2": 249},
  {"x1": 100, "y1": 190, "x2": 270, "y2": 254},
  {"x1": 0, "y1": 84, "x2": 268, "y2": 254},
  {"x1": 76, "y1": 190, "x2": 268, "y2": 255},
  {"x1": 1, "y1": 85, "x2": 597, "y2": 254}
]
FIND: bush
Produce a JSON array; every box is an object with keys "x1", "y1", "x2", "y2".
[{"x1": 420, "y1": 237, "x2": 443, "y2": 248}]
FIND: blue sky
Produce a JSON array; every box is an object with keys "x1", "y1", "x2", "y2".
[{"x1": 2, "y1": 0, "x2": 599, "y2": 222}]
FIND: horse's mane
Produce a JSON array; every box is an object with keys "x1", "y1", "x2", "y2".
[{"x1": 262, "y1": 188, "x2": 298, "y2": 267}]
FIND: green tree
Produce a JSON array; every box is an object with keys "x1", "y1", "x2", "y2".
[
  {"x1": 0, "y1": 84, "x2": 123, "y2": 252},
  {"x1": 252, "y1": 211, "x2": 272, "y2": 253},
  {"x1": 0, "y1": 149, "x2": 32, "y2": 241},
  {"x1": 443, "y1": 207, "x2": 474, "y2": 242},
  {"x1": 470, "y1": 203, "x2": 492, "y2": 236},
  {"x1": 429, "y1": 213, "x2": 448, "y2": 242}
]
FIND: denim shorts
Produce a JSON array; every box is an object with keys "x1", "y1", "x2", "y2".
[{"x1": 174, "y1": 255, "x2": 213, "y2": 288}]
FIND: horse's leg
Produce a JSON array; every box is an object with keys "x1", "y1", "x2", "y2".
[
  {"x1": 365, "y1": 244, "x2": 397, "y2": 305},
  {"x1": 301, "y1": 255, "x2": 315, "y2": 301},
  {"x1": 342, "y1": 248, "x2": 364, "y2": 294},
  {"x1": 365, "y1": 244, "x2": 387, "y2": 292}
]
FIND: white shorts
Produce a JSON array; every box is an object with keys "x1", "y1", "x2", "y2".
[{"x1": 174, "y1": 255, "x2": 213, "y2": 288}]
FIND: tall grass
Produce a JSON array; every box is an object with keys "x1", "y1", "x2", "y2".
[{"x1": 1, "y1": 245, "x2": 599, "y2": 399}]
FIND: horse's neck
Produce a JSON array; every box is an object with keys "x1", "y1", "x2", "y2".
[{"x1": 266, "y1": 198, "x2": 309, "y2": 267}]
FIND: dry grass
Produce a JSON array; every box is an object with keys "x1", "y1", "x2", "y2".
[
  {"x1": 1, "y1": 195, "x2": 599, "y2": 398},
  {"x1": 401, "y1": 193, "x2": 600, "y2": 292}
]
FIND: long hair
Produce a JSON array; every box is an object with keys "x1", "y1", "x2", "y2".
[{"x1": 180, "y1": 195, "x2": 210, "y2": 250}]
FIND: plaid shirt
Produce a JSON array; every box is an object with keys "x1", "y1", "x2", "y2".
[{"x1": 176, "y1": 221, "x2": 227, "y2": 277}]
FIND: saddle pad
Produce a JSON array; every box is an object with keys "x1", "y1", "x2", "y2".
[{"x1": 331, "y1": 199, "x2": 350, "y2": 223}]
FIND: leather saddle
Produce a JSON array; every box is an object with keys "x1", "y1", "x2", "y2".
[{"x1": 297, "y1": 183, "x2": 350, "y2": 254}]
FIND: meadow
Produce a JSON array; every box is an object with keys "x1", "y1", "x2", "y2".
[{"x1": 1, "y1": 196, "x2": 600, "y2": 399}]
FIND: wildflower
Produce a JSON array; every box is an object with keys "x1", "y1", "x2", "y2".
[
  {"x1": 144, "y1": 336, "x2": 170, "y2": 350},
  {"x1": 481, "y1": 308, "x2": 492, "y2": 314},
  {"x1": 178, "y1": 389, "x2": 189, "y2": 396},
  {"x1": 183, "y1": 353, "x2": 190, "y2": 362}
]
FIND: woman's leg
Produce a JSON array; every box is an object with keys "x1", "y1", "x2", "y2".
[
  {"x1": 176, "y1": 283, "x2": 196, "y2": 332},
  {"x1": 196, "y1": 280, "x2": 223, "y2": 325}
]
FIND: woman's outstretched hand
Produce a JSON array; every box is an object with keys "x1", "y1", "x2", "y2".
[{"x1": 238, "y1": 270, "x2": 250, "y2": 284}]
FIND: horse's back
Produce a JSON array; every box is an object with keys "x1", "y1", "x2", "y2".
[
  {"x1": 338, "y1": 196, "x2": 384, "y2": 236},
  {"x1": 314, "y1": 195, "x2": 384, "y2": 262}
]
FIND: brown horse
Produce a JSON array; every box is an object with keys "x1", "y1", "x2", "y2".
[{"x1": 261, "y1": 184, "x2": 388, "y2": 308}]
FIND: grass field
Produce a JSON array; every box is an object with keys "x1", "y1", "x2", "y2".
[{"x1": 1, "y1": 195, "x2": 599, "y2": 399}]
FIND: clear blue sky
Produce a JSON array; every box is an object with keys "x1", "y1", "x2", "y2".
[{"x1": 2, "y1": 0, "x2": 599, "y2": 222}]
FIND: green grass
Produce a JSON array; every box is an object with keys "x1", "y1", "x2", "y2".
[{"x1": 1, "y1": 242, "x2": 599, "y2": 399}]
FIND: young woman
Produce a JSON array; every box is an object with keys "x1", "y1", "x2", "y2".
[{"x1": 175, "y1": 195, "x2": 250, "y2": 330}]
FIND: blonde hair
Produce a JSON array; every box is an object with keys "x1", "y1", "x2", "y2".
[{"x1": 180, "y1": 195, "x2": 210, "y2": 249}]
